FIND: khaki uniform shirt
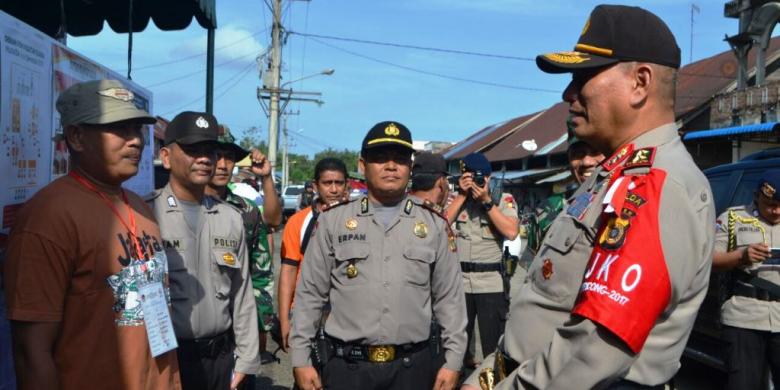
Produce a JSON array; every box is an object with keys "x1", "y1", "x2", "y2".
[
  {"x1": 455, "y1": 193, "x2": 518, "y2": 293},
  {"x1": 465, "y1": 123, "x2": 715, "y2": 389},
  {"x1": 289, "y1": 195, "x2": 467, "y2": 371},
  {"x1": 148, "y1": 183, "x2": 261, "y2": 375},
  {"x1": 715, "y1": 205, "x2": 780, "y2": 332}
]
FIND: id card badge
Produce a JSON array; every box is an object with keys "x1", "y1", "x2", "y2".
[
  {"x1": 138, "y1": 251, "x2": 177, "y2": 357},
  {"x1": 138, "y1": 280, "x2": 178, "y2": 357}
]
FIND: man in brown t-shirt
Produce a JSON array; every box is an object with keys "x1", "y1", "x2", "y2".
[{"x1": 3, "y1": 79, "x2": 181, "y2": 390}]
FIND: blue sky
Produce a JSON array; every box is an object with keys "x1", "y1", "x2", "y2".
[{"x1": 68, "y1": 0, "x2": 741, "y2": 156}]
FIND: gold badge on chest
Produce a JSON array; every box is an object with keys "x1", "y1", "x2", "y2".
[
  {"x1": 414, "y1": 221, "x2": 428, "y2": 238},
  {"x1": 345, "y1": 218, "x2": 358, "y2": 230}
]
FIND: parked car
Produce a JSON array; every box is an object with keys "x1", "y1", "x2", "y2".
[
  {"x1": 685, "y1": 147, "x2": 780, "y2": 373},
  {"x1": 282, "y1": 185, "x2": 304, "y2": 218}
]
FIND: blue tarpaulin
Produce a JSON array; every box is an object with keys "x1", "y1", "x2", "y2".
[{"x1": 683, "y1": 122, "x2": 780, "y2": 141}]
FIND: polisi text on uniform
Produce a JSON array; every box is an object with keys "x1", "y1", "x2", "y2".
[
  {"x1": 214, "y1": 238, "x2": 238, "y2": 248},
  {"x1": 338, "y1": 233, "x2": 366, "y2": 243}
]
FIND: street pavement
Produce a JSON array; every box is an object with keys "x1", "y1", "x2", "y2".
[{"x1": 253, "y1": 230, "x2": 722, "y2": 389}]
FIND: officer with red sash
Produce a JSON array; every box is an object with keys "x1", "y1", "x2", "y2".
[{"x1": 462, "y1": 5, "x2": 715, "y2": 390}]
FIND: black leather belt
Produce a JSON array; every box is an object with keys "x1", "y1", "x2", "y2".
[
  {"x1": 327, "y1": 336, "x2": 428, "y2": 363},
  {"x1": 461, "y1": 261, "x2": 502, "y2": 273},
  {"x1": 733, "y1": 283, "x2": 780, "y2": 302},
  {"x1": 178, "y1": 331, "x2": 233, "y2": 358}
]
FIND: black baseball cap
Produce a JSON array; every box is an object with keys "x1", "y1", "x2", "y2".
[
  {"x1": 361, "y1": 121, "x2": 415, "y2": 154},
  {"x1": 164, "y1": 111, "x2": 219, "y2": 146},
  {"x1": 536, "y1": 5, "x2": 681, "y2": 74},
  {"x1": 412, "y1": 152, "x2": 448, "y2": 176}
]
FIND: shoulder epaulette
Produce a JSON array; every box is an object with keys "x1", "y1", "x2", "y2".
[
  {"x1": 419, "y1": 199, "x2": 445, "y2": 218},
  {"x1": 144, "y1": 189, "x2": 162, "y2": 203},
  {"x1": 321, "y1": 198, "x2": 352, "y2": 213}
]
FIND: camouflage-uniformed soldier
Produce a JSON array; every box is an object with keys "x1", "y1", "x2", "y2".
[
  {"x1": 713, "y1": 171, "x2": 780, "y2": 390},
  {"x1": 150, "y1": 112, "x2": 260, "y2": 390},
  {"x1": 463, "y1": 5, "x2": 714, "y2": 390},
  {"x1": 290, "y1": 121, "x2": 467, "y2": 390},
  {"x1": 445, "y1": 152, "x2": 519, "y2": 368},
  {"x1": 205, "y1": 125, "x2": 282, "y2": 367}
]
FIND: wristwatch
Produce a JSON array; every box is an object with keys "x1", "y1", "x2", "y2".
[{"x1": 481, "y1": 200, "x2": 495, "y2": 212}]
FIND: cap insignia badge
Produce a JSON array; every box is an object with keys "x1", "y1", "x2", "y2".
[
  {"x1": 195, "y1": 116, "x2": 209, "y2": 129},
  {"x1": 346, "y1": 262, "x2": 358, "y2": 278},
  {"x1": 222, "y1": 252, "x2": 236, "y2": 266},
  {"x1": 345, "y1": 218, "x2": 358, "y2": 230},
  {"x1": 542, "y1": 259, "x2": 553, "y2": 280},
  {"x1": 543, "y1": 51, "x2": 589, "y2": 65},
  {"x1": 97, "y1": 87, "x2": 134, "y2": 102},
  {"x1": 414, "y1": 221, "x2": 428, "y2": 238},
  {"x1": 385, "y1": 123, "x2": 400, "y2": 136},
  {"x1": 763, "y1": 182, "x2": 777, "y2": 199}
]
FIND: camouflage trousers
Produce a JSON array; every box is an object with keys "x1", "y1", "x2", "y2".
[{"x1": 251, "y1": 254, "x2": 275, "y2": 332}]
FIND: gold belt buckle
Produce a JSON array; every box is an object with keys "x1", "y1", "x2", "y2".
[{"x1": 367, "y1": 345, "x2": 395, "y2": 362}]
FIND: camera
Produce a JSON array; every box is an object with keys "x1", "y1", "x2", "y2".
[{"x1": 473, "y1": 171, "x2": 485, "y2": 187}]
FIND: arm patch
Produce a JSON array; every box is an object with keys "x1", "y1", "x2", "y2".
[{"x1": 572, "y1": 169, "x2": 671, "y2": 353}]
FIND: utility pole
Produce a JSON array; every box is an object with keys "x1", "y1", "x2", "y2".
[
  {"x1": 267, "y1": 0, "x2": 283, "y2": 178},
  {"x1": 281, "y1": 110, "x2": 300, "y2": 188}
]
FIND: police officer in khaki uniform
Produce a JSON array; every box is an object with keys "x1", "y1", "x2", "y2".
[
  {"x1": 713, "y1": 171, "x2": 780, "y2": 390},
  {"x1": 410, "y1": 151, "x2": 450, "y2": 213},
  {"x1": 290, "y1": 121, "x2": 467, "y2": 390},
  {"x1": 462, "y1": 5, "x2": 714, "y2": 390},
  {"x1": 444, "y1": 152, "x2": 518, "y2": 369},
  {"x1": 149, "y1": 111, "x2": 260, "y2": 390}
]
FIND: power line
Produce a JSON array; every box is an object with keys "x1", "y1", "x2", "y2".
[
  {"x1": 117, "y1": 27, "x2": 269, "y2": 72},
  {"x1": 309, "y1": 37, "x2": 560, "y2": 93},
  {"x1": 289, "y1": 31, "x2": 535, "y2": 61},
  {"x1": 291, "y1": 31, "x2": 735, "y2": 80},
  {"x1": 146, "y1": 50, "x2": 259, "y2": 89},
  {"x1": 159, "y1": 60, "x2": 257, "y2": 117}
]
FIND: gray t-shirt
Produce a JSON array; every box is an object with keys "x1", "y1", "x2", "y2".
[
  {"x1": 179, "y1": 199, "x2": 202, "y2": 233},
  {"x1": 373, "y1": 201, "x2": 403, "y2": 228}
]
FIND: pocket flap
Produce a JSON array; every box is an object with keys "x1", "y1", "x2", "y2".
[
  {"x1": 403, "y1": 247, "x2": 435, "y2": 264},
  {"x1": 213, "y1": 249, "x2": 240, "y2": 269},
  {"x1": 334, "y1": 243, "x2": 370, "y2": 261},
  {"x1": 542, "y1": 220, "x2": 578, "y2": 254}
]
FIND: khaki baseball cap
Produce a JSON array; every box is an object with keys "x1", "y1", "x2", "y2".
[{"x1": 56, "y1": 79, "x2": 156, "y2": 126}]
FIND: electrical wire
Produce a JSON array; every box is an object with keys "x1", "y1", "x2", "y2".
[
  {"x1": 309, "y1": 37, "x2": 561, "y2": 93},
  {"x1": 146, "y1": 50, "x2": 259, "y2": 89},
  {"x1": 289, "y1": 31, "x2": 535, "y2": 61},
  {"x1": 159, "y1": 60, "x2": 257, "y2": 117},
  {"x1": 116, "y1": 27, "x2": 269, "y2": 72},
  {"x1": 290, "y1": 31, "x2": 736, "y2": 80}
]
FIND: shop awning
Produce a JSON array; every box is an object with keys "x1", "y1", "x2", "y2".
[
  {"x1": 1, "y1": 0, "x2": 216, "y2": 38},
  {"x1": 683, "y1": 122, "x2": 780, "y2": 141},
  {"x1": 535, "y1": 170, "x2": 571, "y2": 184},
  {"x1": 499, "y1": 168, "x2": 560, "y2": 183}
]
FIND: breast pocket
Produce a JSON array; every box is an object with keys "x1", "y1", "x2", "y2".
[
  {"x1": 736, "y1": 229, "x2": 765, "y2": 248},
  {"x1": 333, "y1": 243, "x2": 370, "y2": 286},
  {"x1": 212, "y1": 249, "x2": 240, "y2": 300},
  {"x1": 403, "y1": 247, "x2": 435, "y2": 287},
  {"x1": 529, "y1": 218, "x2": 586, "y2": 303}
]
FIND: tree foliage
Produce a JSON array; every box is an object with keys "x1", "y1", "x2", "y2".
[{"x1": 237, "y1": 127, "x2": 360, "y2": 184}]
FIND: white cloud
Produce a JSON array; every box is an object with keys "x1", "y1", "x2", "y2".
[{"x1": 173, "y1": 24, "x2": 266, "y2": 68}]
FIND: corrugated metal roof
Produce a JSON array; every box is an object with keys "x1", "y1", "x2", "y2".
[
  {"x1": 485, "y1": 102, "x2": 570, "y2": 162},
  {"x1": 443, "y1": 111, "x2": 540, "y2": 160},
  {"x1": 682, "y1": 122, "x2": 779, "y2": 141},
  {"x1": 535, "y1": 169, "x2": 571, "y2": 184},
  {"x1": 675, "y1": 37, "x2": 780, "y2": 119}
]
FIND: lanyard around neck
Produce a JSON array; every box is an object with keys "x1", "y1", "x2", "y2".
[{"x1": 68, "y1": 171, "x2": 146, "y2": 260}]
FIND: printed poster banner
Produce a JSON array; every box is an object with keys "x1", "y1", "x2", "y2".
[{"x1": 0, "y1": 11, "x2": 154, "y2": 239}]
